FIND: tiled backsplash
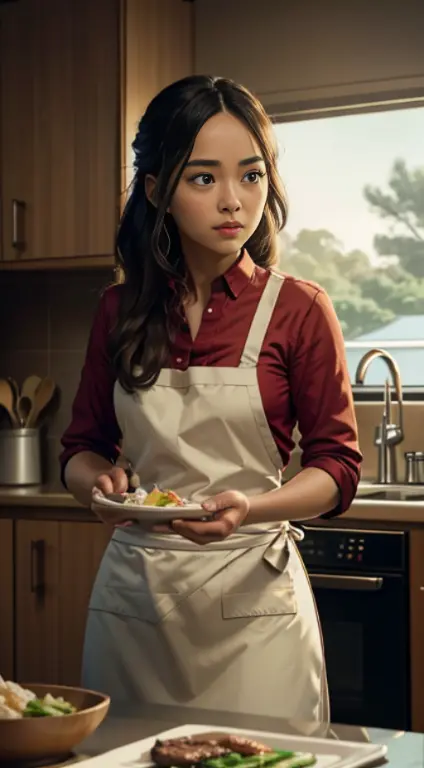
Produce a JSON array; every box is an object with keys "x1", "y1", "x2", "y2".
[
  {"x1": 0, "y1": 269, "x2": 115, "y2": 487},
  {"x1": 1, "y1": 269, "x2": 423, "y2": 490}
]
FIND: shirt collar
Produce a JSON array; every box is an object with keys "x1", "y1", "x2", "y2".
[
  {"x1": 168, "y1": 249, "x2": 255, "y2": 298},
  {"x1": 212, "y1": 248, "x2": 255, "y2": 299}
]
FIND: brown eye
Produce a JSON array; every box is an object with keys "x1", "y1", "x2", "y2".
[
  {"x1": 243, "y1": 170, "x2": 265, "y2": 184},
  {"x1": 191, "y1": 173, "x2": 215, "y2": 186}
]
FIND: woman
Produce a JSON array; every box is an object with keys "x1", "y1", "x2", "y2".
[{"x1": 60, "y1": 75, "x2": 362, "y2": 731}]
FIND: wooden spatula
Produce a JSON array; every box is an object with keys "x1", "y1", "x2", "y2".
[
  {"x1": 0, "y1": 378, "x2": 20, "y2": 427},
  {"x1": 26, "y1": 377, "x2": 57, "y2": 429}
]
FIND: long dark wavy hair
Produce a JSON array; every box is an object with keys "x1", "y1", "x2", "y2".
[{"x1": 110, "y1": 75, "x2": 288, "y2": 392}]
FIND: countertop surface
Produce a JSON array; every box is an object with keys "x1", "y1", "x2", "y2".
[
  {"x1": 0, "y1": 484, "x2": 82, "y2": 508},
  {"x1": 71, "y1": 704, "x2": 423, "y2": 768},
  {"x1": 1, "y1": 484, "x2": 424, "y2": 525}
]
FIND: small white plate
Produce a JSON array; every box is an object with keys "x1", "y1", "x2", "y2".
[{"x1": 93, "y1": 493, "x2": 209, "y2": 523}]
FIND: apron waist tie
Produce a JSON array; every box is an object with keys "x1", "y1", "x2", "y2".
[{"x1": 111, "y1": 521, "x2": 304, "y2": 552}]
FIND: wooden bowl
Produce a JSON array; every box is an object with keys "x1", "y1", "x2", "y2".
[{"x1": 0, "y1": 683, "x2": 110, "y2": 763}]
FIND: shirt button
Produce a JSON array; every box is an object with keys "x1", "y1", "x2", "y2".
[
  {"x1": 207, "y1": 307, "x2": 213, "y2": 314},
  {"x1": 176, "y1": 357, "x2": 183, "y2": 364}
]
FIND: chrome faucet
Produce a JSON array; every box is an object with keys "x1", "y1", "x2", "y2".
[{"x1": 355, "y1": 348, "x2": 404, "y2": 484}]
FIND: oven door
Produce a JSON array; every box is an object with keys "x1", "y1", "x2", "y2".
[{"x1": 310, "y1": 571, "x2": 410, "y2": 730}]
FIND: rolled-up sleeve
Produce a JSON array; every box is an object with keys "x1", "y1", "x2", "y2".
[
  {"x1": 290, "y1": 289, "x2": 362, "y2": 517},
  {"x1": 59, "y1": 286, "x2": 122, "y2": 487}
]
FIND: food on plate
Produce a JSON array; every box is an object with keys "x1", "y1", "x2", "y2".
[
  {"x1": 123, "y1": 485, "x2": 185, "y2": 508},
  {"x1": 144, "y1": 487, "x2": 185, "y2": 507},
  {"x1": 0, "y1": 677, "x2": 76, "y2": 719},
  {"x1": 150, "y1": 734, "x2": 317, "y2": 768}
]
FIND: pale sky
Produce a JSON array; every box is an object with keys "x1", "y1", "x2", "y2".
[{"x1": 275, "y1": 106, "x2": 424, "y2": 261}]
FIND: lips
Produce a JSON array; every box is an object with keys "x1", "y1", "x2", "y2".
[
  {"x1": 214, "y1": 221, "x2": 244, "y2": 230},
  {"x1": 213, "y1": 221, "x2": 244, "y2": 238}
]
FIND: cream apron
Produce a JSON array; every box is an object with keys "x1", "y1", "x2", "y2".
[{"x1": 82, "y1": 272, "x2": 330, "y2": 733}]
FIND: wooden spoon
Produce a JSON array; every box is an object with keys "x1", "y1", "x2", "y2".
[
  {"x1": 17, "y1": 395, "x2": 33, "y2": 427},
  {"x1": 0, "y1": 378, "x2": 20, "y2": 427},
  {"x1": 26, "y1": 377, "x2": 57, "y2": 429},
  {"x1": 17, "y1": 375, "x2": 42, "y2": 427},
  {"x1": 21, "y1": 374, "x2": 42, "y2": 402},
  {"x1": 7, "y1": 377, "x2": 20, "y2": 423}
]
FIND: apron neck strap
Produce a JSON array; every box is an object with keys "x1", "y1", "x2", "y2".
[{"x1": 239, "y1": 271, "x2": 285, "y2": 367}]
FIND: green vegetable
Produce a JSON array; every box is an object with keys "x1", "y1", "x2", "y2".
[
  {"x1": 276, "y1": 756, "x2": 316, "y2": 768},
  {"x1": 46, "y1": 698, "x2": 75, "y2": 714},
  {"x1": 204, "y1": 751, "x2": 316, "y2": 768},
  {"x1": 23, "y1": 696, "x2": 76, "y2": 718}
]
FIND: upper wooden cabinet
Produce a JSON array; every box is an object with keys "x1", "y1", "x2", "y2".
[
  {"x1": 0, "y1": 0, "x2": 194, "y2": 270},
  {"x1": 121, "y1": 0, "x2": 195, "y2": 194}
]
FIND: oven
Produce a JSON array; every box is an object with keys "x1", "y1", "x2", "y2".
[{"x1": 296, "y1": 526, "x2": 410, "y2": 730}]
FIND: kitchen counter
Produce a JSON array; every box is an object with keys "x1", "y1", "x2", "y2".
[
  {"x1": 1, "y1": 483, "x2": 424, "y2": 526},
  {"x1": 0, "y1": 484, "x2": 82, "y2": 507},
  {"x1": 72, "y1": 703, "x2": 423, "y2": 767}
]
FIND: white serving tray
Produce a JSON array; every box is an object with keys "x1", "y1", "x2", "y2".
[
  {"x1": 93, "y1": 493, "x2": 208, "y2": 523},
  {"x1": 73, "y1": 723, "x2": 387, "y2": 768}
]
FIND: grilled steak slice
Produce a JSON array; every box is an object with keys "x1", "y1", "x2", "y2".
[
  {"x1": 151, "y1": 738, "x2": 230, "y2": 766},
  {"x1": 217, "y1": 736, "x2": 273, "y2": 755},
  {"x1": 151, "y1": 734, "x2": 272, "y2": 766}
]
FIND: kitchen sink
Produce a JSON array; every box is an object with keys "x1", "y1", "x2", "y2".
[
  {"x1": 349, "y1": 482, "x2": 424, "y2": 520},
  {"x1": 356, "y1": 482, "x2": 424, "y2": 502},
  {"x1": 357, "y1": 489, "x2": 424, "y2": 502}
]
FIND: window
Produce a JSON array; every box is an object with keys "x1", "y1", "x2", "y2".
[{"x1": 274, "y1": 103, "x2": 424, "y2": 389}]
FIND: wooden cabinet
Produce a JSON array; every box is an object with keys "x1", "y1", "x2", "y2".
[
  {"x1": 1, "y1": 515, "x2": 110, "y2": 686},
  {"x1": 0, "y1": 0, "x2": 194, "y2": 270},
  {"x1": 410, "y1": 530, "x2": 424, "y2": 732},
  {"x1": 121, "y1": 0, "x2": 194, "y2": 193},
  {"x1": 0, "y1": 519, "x2": 14, "y2": 679},
  {"x1": 0, "y1": 0, "x2": 119, "y2": 267}
]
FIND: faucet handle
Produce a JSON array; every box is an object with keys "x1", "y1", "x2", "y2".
[{"x1": 374, "y1": 420, "x2": 402, "y2": 448}]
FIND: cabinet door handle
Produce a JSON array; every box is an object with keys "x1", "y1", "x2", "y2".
[
  {"x1": 30, "y1": 539, "x2": 45, "y2": 594},
  {"x1": 12, "y1": 199, "x2": 26, "y2": 249}
]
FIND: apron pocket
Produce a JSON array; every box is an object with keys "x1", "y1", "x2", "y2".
[
  {"x1": 221, "y1": 540, "x2": 298, "y2": 619},
  {"x1": 222, "y1": 586, "x2": 297, "y2": 619},
  {"x1": 89, "y1": 586, "x2": 178, "y2": 625}
]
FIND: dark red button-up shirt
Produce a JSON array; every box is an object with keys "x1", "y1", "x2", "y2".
[{"x1": 60, "y1": 252, "x2": 362, "y2": 518}]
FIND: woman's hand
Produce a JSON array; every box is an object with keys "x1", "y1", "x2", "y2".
[
  {"x1": 153, "y1": 490, "x2": 250, "y2": 545},
  {"x1": 91, "y1": 466, "x2": 131, "y2": 527}
]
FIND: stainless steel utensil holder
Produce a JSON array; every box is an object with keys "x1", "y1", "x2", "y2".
[{"x1": 0, "y1": 428, "x2": 42, "y2": 485}]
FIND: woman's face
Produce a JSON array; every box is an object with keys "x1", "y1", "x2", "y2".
[{"x1": 168, "y1": 112, "x2": 269, "y2": 257}]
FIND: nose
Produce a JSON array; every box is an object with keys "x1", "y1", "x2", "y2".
[{"x1": 218, "y1": 182, "x2": 241, "y2": 214}]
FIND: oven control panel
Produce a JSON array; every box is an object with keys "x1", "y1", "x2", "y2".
[{"x1": 297, "y1": 527, "x2": 406, "y2": 571}]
